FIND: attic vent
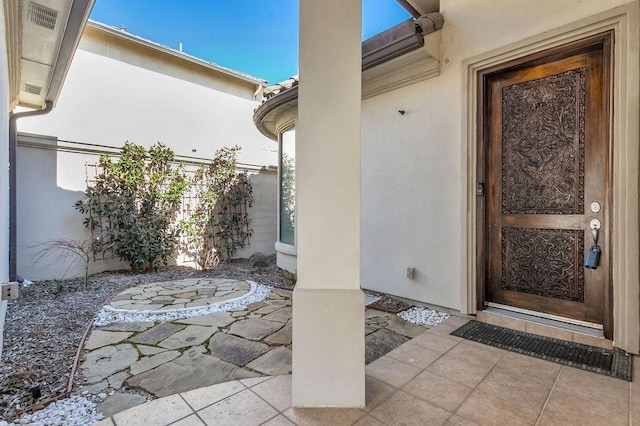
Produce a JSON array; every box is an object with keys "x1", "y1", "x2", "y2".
[
  {"x1": 28, "y1": 2, "x2": 58, "y2": 30},
  {"x1": 24, "y1": 83, "x2": 42, "y2": 95}
]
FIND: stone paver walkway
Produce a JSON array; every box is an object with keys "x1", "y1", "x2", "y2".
[
  {"x1": 105, "y1": 278, "x2": 251, "y2": 312},
  {"x1": 96, "y1": 315, "x2": 640, "y2": 425},
  {"x1": 79, "y1": 280, "x2": 426, "y2": 418}
]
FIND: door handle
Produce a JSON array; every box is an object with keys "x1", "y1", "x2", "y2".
[{"x1": 589, "y1": 218, "x2": 601, "y2": 245}]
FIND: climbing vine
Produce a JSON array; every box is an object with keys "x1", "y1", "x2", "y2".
[{"x1": 179, "y1": 146, "x2": 254, "y2": 268}]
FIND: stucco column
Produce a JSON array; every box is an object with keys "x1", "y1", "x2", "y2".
[{"x1": 292, "y1": 0, "x2": 364, "y2": 407}]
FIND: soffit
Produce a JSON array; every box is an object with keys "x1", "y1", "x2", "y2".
[
  {"x1": 405, "y1": 0, "x2": 439, "y2": 15},
  {"x1": 7, "y1": 0, "x2": 94, "y2": 109}
]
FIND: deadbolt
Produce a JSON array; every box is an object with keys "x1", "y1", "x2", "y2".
[{"x1": 590, "y1": 202, "x2": 601, "y2": 213}]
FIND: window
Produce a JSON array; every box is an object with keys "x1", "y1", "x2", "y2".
[{"x1": 279, "y1": 127, "x2": 295, "y2": 245}]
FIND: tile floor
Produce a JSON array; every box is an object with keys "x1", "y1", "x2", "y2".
[{"x1": 96, "y1": 316, "x2": 639, "y2": 425}]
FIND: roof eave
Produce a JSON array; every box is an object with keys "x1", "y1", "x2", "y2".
[{"x1": 86, "y1": 20, "x2": 268, "y2": 88}]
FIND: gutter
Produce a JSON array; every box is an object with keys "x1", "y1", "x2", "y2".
[
  {"x1": 254, "y1": 13, "x2": 444, "y2": 140},
  {"x1": 8, "y1": 102, "x2": 54, "y2": 281}
]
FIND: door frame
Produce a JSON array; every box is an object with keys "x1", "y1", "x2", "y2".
[
  {"x1": 461, "y1": 3, "x2": 640, "y2": 353},
  {"x1": 479, "y1": 32, "x2": 613, "y2": 335}
]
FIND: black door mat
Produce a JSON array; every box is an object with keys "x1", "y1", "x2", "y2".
[{"x1": 450, "y1": 320, "x2": 633, "y2": 381}]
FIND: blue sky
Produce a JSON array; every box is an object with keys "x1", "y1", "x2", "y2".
[{"x1": 89, "y1": 1, "x2": 411, "y2": 84}]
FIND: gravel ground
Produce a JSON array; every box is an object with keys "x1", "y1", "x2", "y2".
[
  {"x1": 1, "y1": 255, "x2": 443, "y2": 424},
  {"x1": 0, "y1": 256, "x2": 289, "y2": 423}
]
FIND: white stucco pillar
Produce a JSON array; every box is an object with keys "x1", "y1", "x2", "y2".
[{"x1": 292, "y1": 0, "x2": 364, "y2": 407}]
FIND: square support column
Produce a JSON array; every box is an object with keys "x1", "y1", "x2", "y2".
[{"x1": 292, "y1": 0, "x2": 364, "y2": 407}]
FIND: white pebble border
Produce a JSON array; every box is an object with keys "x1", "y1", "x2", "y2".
[
  {"x1": 3, "y1": 396, "x2": 103, "y2": 426},
  {"x1": 398, "y1": 307, "x2": 450, "y2": 327},
  {"x1": 93, "y1": 282, "x2": 271, "y2": 326}
]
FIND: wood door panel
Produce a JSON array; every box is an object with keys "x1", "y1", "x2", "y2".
[
  {"x1": 482, "y1": 33, "x2": 612, "y2": 327},
  {"x1": 501, "y1": 227, "x2": 585, "y2": 302}
]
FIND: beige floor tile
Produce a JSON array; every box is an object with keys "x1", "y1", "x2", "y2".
[
  {"x1": 538, "y1": 389, "x2": 627, "y2": 426},
  {"x1": 385, "y1": 342, "x2": 443, "y2": 369},
  {"x1": 197, "y1": 389, "x2": 278, "y2": 426},
  {"x1": 455, "y1": 389, "x2": 539, "y2": 426},
  {"x1": 440, "y1": 315, "x2": 471, "y2": 328},
  {"x1": 365, "y1": 356, "x2": 422, "y2": 387},
  {"x1": 409, "y1": 332, "x2": 460, "y2": 354},
  {"x1": 113, "y1": 394, "x2": 193, "y2": 426},
  {"x1": 282, "y1": 407, "x2": 365, "y2": 425},
  {"x1": 631, "y1": 384, "x2": 640, "y2": 423},
  {"x1": 426, "y1": 353, "x2": 494, "y2": 387},
  {"x1": 261, "y1": 414, "x2": 296, "y2": 425},
  {"x1": 475, "y1": 369, "x2": 552, "y2": 412},
  {"x1": 445, "y1": 415, "x2": 479, "y2": 425},
  {"x1": 369, "y1": 390, "x2": 452, "y2": 426},
  {"x1": 554, "y1": 366, "x2": 629, "y2": 412},
  {"x1": 250, "y1": 374, "x2": 292, "y2": 412},
  {"x1": 352, "y1": 414, "x2": 387, "y2": 425},
  {"x1": 180, "y1": 380, "x2": 245, "y2": 411},
  {"x1": 363, "y1": 375, "x2": 396, "y2": 412},
  {"x1": 492, "y1": 351, "x2": 561, "y2": 385},
  {"x1": 446, "y1": 341, "x2": 505, "y2": 366},
  {"x1": 402, "y1": 370, "x2": 473, "y2": 412},
  {"x1": 95, "y1": 419, "x2": 114, "y2": 426},
  {"x1": 169, "y1": 414, "x2": 205, "y2": 425},
  {"x1": 428, "y1": 323, "x2": 466, "y2": 339},
  {"x1": 240, "y1": 376, "x2": 272, "y2": 388}
]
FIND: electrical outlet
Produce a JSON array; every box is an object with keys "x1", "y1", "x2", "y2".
[
  {"x1": 1, "y1": 282, "x2": 19, "y2": 300},
  {"x1": 405, "y1": 267, "x2": 416, "y2": 279}
]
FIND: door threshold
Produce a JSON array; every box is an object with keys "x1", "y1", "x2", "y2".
[
  {"x1": 484, "y1": 303, "x2": 604, "y2": 337},
  {"x1": 479, "y1": 304, "x2": 611, "y2": 347}
]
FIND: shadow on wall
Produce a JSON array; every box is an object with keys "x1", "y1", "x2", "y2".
[
  {"x1": 16, "y1": 134, "x2": 278, "y2": 280},
  {"x1": 16, "y1": 134, "x2": 127, "y2": 281}
]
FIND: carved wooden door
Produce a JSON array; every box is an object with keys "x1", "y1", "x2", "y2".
[{"x1": 484, "y1": 34, "x2": 611, "y2": 327}]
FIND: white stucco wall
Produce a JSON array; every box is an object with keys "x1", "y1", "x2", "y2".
[
  {"x1": 17, "y1": 27, "x2": 276, "y2": 166},
  {"x1": 0, "y1": 5, "x2": 10, "y2": 357},
  {"x1": 14, "y1": 26, "x2": 278, "y2": 281},
  {"x1": 360, "y1": 0, "x2": 637, "y2": 311},
  {"x1": 16, "y1": 135, "x2": 278, "y2": 280}
]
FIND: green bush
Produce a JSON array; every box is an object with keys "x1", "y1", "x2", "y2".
[{"x1": 74, "y1": 142, "x2": 187, "y2": 271}]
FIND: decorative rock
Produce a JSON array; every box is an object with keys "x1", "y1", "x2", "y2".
[
  {"x1": 80, "y1": 380, "x2": 108, "y2": 394},
  {"x1": 247, "y1": 347, "x2": 292, "y2": 375},
  {"x1": 261, "y1": 307, "x2": 292, "y2": 323},
  {"x1": 228, "y1": 318, "x2": 284, "y2": 341},
  {"x1": 174, "y1": 311, "x2": 234, "y2": 328},
  {"x1": 129, "y1": 322, "x2": 185, "y2": 345},
  {"x1": 383, "y1": 315, "x2": 427, "y2": 338},
  {"x1": 157, "y1": 325, "x2": 217, "y2": 350},
  {"x1": 97, "y1": 393, "x2": 147, "y2": 418},
  {"x1": 263, "y1": 321, "x2": 292, "y2": 346},
  {"x1": 364, "y1": 328, "x2": 409, "y2": 364},
  {"x1": 100, "y1": 322, "x2": 154, "y2": 332},
  {"x1": 85, "y1": 331, "x2": 133, "y2": 350},
  {"x1": 125, "y1": 351, "x2": 256, "y2": 397},
  {"x1": 107, "y1": 371, "x2": 130, "y2": 389},
  {"x1": 137, "y1": 345, "x2": 167, "y2": 356},
  {"x1": 253, "y1": 304, "x2": 284, "y2": 315},
  {"x1": 208, "y1": 333, "x2": 270, "y2": 366},
  {"x1": 130, "y1": 350, "x2": 181, "y2": 375},
  {"x1": 81, "y1": 344, "x2": 139, "y2": 383}
]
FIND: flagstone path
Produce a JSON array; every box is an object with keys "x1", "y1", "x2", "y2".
[{"x1": 77, "y1": 279, "x2": 427, "y2": 418}]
